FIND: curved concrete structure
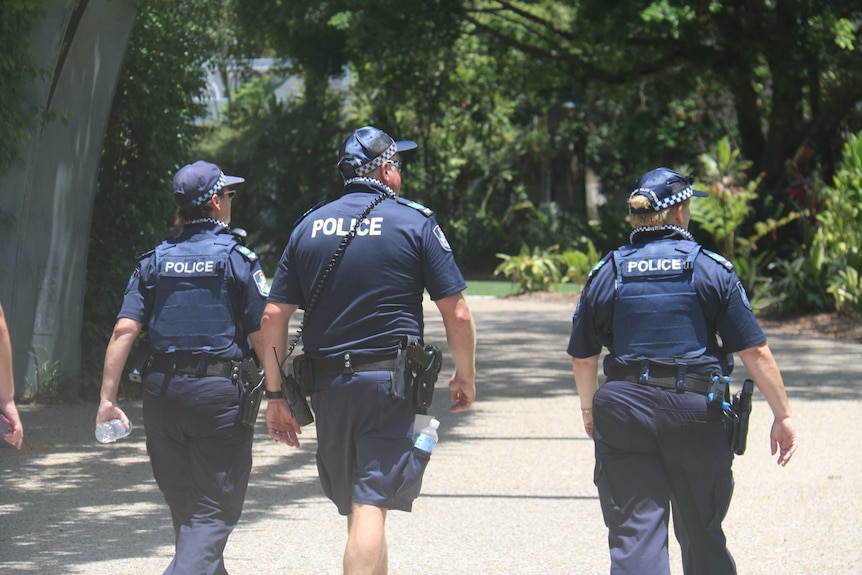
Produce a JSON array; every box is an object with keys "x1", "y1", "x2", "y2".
[{"x1": 0, "y1": 0, "x2": 136, "y2": 396}]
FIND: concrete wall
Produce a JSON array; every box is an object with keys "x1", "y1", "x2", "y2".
[{"x1": 0, "y1": 0, "x2": 136, "y2": 396}]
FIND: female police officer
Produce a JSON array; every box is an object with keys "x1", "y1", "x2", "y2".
[
  {"x1": 96, "y1": 160, "x2": 269, "y2": 575},
  {"x1": 568, "y1": 167, "x2": 797, "y2": 575}
]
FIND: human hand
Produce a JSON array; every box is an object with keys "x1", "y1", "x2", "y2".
[
  {"x1": 770, "y1": 416, "x2": 797, "y2": 466},
  {"x1": 266, "y1": 398, "x2": 302, "y2": 447},
  {"x1": 448, "y1": 372, "x2": 475, "y2": 413},
  {"x1": 582, "y1": 409, "x2": 594, "y2": 439},
  {"x1": 1, "y1": 404, "x2": 23, "y2": 450},
  {"x1": 96, "y1": 399, "x2": 130, "y2": 429}
]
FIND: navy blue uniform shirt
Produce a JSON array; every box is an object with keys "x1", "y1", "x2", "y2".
[
  {"x1": 268, "y1": 182, "x2": 466, "y2": 358},
  {"x1": 568, "y1": 229, "x2": 765, "y2": 373},
  {"x1": 118, "y1": 221, "x2": 269, "y2": 360}
]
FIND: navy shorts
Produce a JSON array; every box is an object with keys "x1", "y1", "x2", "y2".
[{"x1": 311, "y1": 371, "x2": 430, "y2": 516}]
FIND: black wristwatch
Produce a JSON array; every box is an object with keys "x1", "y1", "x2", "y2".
[{"x1": 264, "y1": 390, "x2": 285, "y2": 399}]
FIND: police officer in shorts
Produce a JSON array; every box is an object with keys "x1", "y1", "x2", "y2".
[
  {"x1": 568, "y1": 167, "x2": 798, "y2": 575},
  {"x1": 96, "y1": 160, "x2": 269, "y2": 575},
  {"x1": 261, "y1": 126, "x2": 477, "y2": 575}
]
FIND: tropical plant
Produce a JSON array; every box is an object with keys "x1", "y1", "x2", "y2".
[{"x1": 494, "y1": 244, "x2": 563, "y2": 293}]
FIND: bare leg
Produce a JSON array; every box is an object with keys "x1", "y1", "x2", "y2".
[{"x1": 344, "y1": 503, "x2": 388, "y2": 575}]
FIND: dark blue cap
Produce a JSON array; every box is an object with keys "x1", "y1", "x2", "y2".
[
  {"x1": 337, "y1": 126, "x2": 417, "y2": 180},
  {"x1": 629, "y1": 167, "x2": 708, "y2": 213},
  {"x1": 173, "y1": 160, "x2": 245, "y2": 207}
]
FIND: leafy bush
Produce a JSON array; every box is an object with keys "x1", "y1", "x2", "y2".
[
  {"x1": 768, "y1": 131, "x2": 862, "y2": 316},
  {"x1": 560, "y1": 241, "x2": 602, "y2": 288},
  {"x1": 494, "y1": 244, "x2": 563, "y2": 293}
]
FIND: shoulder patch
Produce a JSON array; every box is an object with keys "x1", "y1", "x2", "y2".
[
  {"x1": 397, "y1": 197, "x2": 434, "y2": 217},
  {"x1": 703, "y1": 249, "x2": 735, "y2": 272},
  {"x1": 253, "y1": 269, "x2": 270, "y2": 297},
  {"x1": 295, "y1": 201, "x2": 326, "y2": 226},
  {"x1": 433, "y1": 225, "x2": 452, "y2": 252},
  {"x1": 234, "y1": 245, "x2": 258, "y2": 262}
]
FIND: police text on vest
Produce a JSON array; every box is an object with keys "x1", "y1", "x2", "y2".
[
  {"x1": 310, "y1": 217, "x2": 383, "y2": 238},
  {"x1": 627, "y1": 259, "x2": 683, "y2": 273}
]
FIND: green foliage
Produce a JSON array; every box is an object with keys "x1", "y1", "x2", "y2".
[
  {"x1": 768, "y1": 130, "x2": 862, "y2": 315},
  {"x1": 0, "y1": 0, "x2": 46, "y2": 174},
  {"x1": 820, "y1": 133, "x2": 862, "y2": 315},
  {"x1": 689, "y1": 137, "x2": 805, "y2": 309},
  {"x1": 560, "y1": 241, "x2": 602, "y2": 288},
  {"x1": 494, "y1": 244, "x2": 563, "y2": 294},
  {"x1": 690, "y1": 137, "x2": 759, "y2": 260},
  {"x1": 25, "y1": 349, "x2": 62, "y2": 402},
  {"x1": 81, "y1": 0, "x2": 229, "y2": 395},
  {"x1": 828, "y1": 266, "x2": 861, "y2": 317}
]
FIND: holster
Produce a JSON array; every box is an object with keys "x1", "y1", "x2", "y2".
[
  {"x1": 403, "y1": 336, "x2": 443, "y2": 414},
  {"x1": 237, "y1": 357, "x2": 265, "y2": 427},
  {"x1": 729, "y1": 379, "x2": 754, "y2": 455}
]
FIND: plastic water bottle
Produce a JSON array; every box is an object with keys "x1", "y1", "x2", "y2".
[
  {"x1": 95, "y1": 419, "x2": 132, "y2": 444},
  {"x1": 413, "y1": 418, "x2": 440, "y2": 454}
]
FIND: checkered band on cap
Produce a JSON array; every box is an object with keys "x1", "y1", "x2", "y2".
[
  {"x1": 354, "y1": 142, "x2": 397, "y2": 177},
  {"x1": 191, "y1": 173, "x2": 227, "y2": 206},
  {"x1": 630, "y1": 185, "x2": 695, "y2": 212}
]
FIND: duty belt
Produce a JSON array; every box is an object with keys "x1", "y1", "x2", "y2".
[
  {"x1": 149, "y1": 353, "x2": 239, "y2": 379},
  {"x1": 309, "y1": 352, "x2": 399, "y2": 376},
  {"x1": 610, "y1": 369, "x2": 713, "y2": 395}
]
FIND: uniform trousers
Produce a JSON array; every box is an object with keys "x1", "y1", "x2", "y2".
[
  {"x1": 592, "y1": 380, "x2": 736, "y2": 575},
  {"x1": 143, "y1": 371, "x2": 253, "y2": 575}
]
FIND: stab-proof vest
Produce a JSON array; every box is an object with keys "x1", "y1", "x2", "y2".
[
  {"x1": 611, "y1": 239, "x2": 707, "y2": 370},
  {"x1": 149, "y1": 234, "x2": 237, "y2": 354}
]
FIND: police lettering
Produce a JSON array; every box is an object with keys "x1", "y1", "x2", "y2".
[
  {"x1": 164, "y1": 260, "x2": 216, "y2": 274},
  {"x1": 310, "y1": 217, "x2": 384, "y2": 238},
  {"x1": 626, "y1": 258, "x2": 683, "y2": 273}
]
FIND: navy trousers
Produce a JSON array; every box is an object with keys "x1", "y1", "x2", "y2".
[
  {"x1": 592, "y1": 380, "x2": 736, "y2": 575},
  {"x1": 143, "y1": 372, "x2": 253, "y2": 575}
]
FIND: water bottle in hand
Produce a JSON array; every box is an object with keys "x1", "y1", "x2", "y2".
[
  {"x1": 413, "y1": 418, "x2": 440, "y2": 454},
  {"x1": 95, "y1": 419, "x2": 132, "y2": 444}
]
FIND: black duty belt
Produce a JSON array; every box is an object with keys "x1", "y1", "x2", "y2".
[
  {"x1": 611, "y1": 371, "x2": 713, "y2": 395},
  {"x1": 149, "y1": 354, "x2": 238, "y2": 379},
  {"x1": 309, "y1": 352, "x2": 399, "y2": 377}
]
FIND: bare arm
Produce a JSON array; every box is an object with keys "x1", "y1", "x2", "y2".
[
  {"x1": 572, "y1": 354, "x2": 600, "y2": 438},
  {"x1": 737, "y1": 342, "x2": 798, "y2": 466},
  {"x1": 434, "y1": 292, "x2": 476, "y2": 412},
  {"x1": 260, "y1": 302, "x2": 301, "y2": 447},
  {"x1": 0, "y1": 302, "x2": 23, "y2": 449},
  {"x1": 96, "y1": 317, "x2": 142, "y2": 428}
]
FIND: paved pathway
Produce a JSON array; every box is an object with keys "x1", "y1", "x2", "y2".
[{"x1": 1, "y1": 297, "x2": 860, "y2": 574}]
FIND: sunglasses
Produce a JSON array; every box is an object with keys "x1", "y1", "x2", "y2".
[{"x1": 388, "y1": 159, "x2": 402, "y2": 171}]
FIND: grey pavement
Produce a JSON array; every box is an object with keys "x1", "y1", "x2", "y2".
[{"x1": 1, "y1": 297, "x2": 860, "y2": 574}]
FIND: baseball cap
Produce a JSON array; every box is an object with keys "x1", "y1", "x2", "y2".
[
  {"x1": 337, "y1": 126, "x2": 417, "y2": 180},
  {"x1": 628, "y1": 167, "x2": 708, "y2": 213},
  {"x1": 173, "y1": 160, "x2": 245, "y2": 207}
]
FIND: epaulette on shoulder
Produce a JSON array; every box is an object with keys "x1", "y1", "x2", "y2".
[
  {"x1": 137, "y1": 248, "x2": 155, "y2": 261},
  {"x1": 233, "y1": 244, "x2": 258, "y2": 262},
  {"x1": 397, "y1": 197, "x2": 434, "y2": 217},
  {"x1": 703, "y1": 249, "x2": 735, "y2": 272},
  {"x1": 586, "y1": 252, "x2": 612, "y2": 282},
  {"x1": 295, "y1": 201, "x2": 326, "y2": 226}
]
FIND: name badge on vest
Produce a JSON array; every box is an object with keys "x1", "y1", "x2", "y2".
[{"x1": 161, "y1": 256, "x2": 222, "y2": 276}]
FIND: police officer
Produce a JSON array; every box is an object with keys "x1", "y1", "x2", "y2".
[
  {"x1": 96, "y1": 160, "x2": 269, "y2": 575},
  {"x1": 568, "y1": 167, "x2": 798, "y2": 575},
  {"x1": 261, "y1": 126, "x2": 476, "y2": 575}
]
